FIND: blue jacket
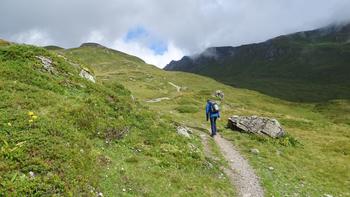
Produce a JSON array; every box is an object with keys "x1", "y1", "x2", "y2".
[{"x1": 206, "y1": 101, "x2": 220, "y2": 119}]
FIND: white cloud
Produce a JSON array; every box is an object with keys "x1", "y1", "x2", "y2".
[
  {"x1": 112, "y1": 39, "x2": 185, "y2": 68},
  {"x1": 11, "y1": 29, "x2": 53, "y2": 46},
  {"x1": 84, "y1": 30, "x2": 107, "y2": 44},
  {"x1": 82, "y1": 30, "x2": 185, "y2": 68},
  {"x1": 1, "y1": 0, "x2": 350, "y2": 67}
]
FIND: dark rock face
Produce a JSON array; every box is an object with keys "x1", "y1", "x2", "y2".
[{"x1": 227, "y1": 115, "x2": 285, "y2": 138}]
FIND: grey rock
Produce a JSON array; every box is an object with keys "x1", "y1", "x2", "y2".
[
  {"x1": 228, "y1": 115, "x2": 285, "y2": 138},
  {"x1": 176, "y1": 126, "x2": 192, "y2": 138},
  {"x1": 250, "y1": 148, "x2": 260, "y2": 154},
  {"x1": 29, "y1": 171, "x2": 35, "y2": 178},
  {"x1": 36, "y1": 56, "x2": 55, "y2": 73},
  {"x1": 79, "y1": 69, "x2": 96, "y2": 83},
  {"x1": 324, "y1": 194, "x2": 333, "y2": 197},
  {"x1": 214, "y1": 90, "x2": 225, "y2": 99}
]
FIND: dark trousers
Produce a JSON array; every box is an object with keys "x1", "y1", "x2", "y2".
[{"x1": 210, "y1": 117, "x2": 217, "y2": 136}]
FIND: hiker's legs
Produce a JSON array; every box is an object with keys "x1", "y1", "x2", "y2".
[{"x1": 210, "y1": 117, "x2": 217, "y2": 136}]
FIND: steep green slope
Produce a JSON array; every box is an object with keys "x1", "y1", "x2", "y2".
[
  {"x1": 0, "y1": 43, "x2": 235, "y2": 196},
  {"x1": 165, "y1": 24, "x2": 350, "y2": 102},
  {"x1": 66, "y1": 44, "x2": 350, "y2": 196}
]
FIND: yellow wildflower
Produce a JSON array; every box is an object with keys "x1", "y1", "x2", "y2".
[
  {"x1": 28, "y1": 112, "x2": 34, "y2": 116},
  {"x1": 32, "y1": 115, "x2": 38, "y2": 120},
  {"x1": 7, "y1": 122, "x2": 12, "y2": 126},
  {"x1": 29, "y1": 119, "x2": 34, "y2": 123}
]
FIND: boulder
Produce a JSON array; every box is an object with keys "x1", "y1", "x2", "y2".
[
  {"x1": 36, "y1": 56, "x2": 55, "y2": 73},
  {"x1": 79, "y1": 69, "x2": 96, "y2": 83},
  {"x1": 214, "y1": 90, "x2": 224, "y2": 99},
  {"x1": 250, "y1": 148, "x2": 260, "y2": 154},
  {"x1": 228, "y1": 115, "x2": 285, "y2": 138},
  {"x1": 176, "y1": 126, "x2": 192, "y2": 138}
]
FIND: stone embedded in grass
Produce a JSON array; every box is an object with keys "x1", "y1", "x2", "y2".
[
  {"x1": 176, "y1": 126, "x2": 192, "y2": 138},
  {"x1": 250, "y1": 148, "x2": 260, "y2": 154},
  {"x1": 79, "y1": 69, "x2": 96, "y2": 83},
  {"x1": 227, "y1": 115, "x2": 285, "y2": 138},
  {"x1": 268, "y1": 166, "x2": 274, "y2": 171},
  {"x1": 29, "y1": 171, "x2": 35, "y2": 178},
  {"x1": 214, "y1": 90, "x2": 225, "y2": 99},
  {"x1": 36, "y1": 56, "x2": 55, "y2": 73}
]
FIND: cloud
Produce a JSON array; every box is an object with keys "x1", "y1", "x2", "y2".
[
  {"x1": 11, "y1": 29, "x2": 53, "y2": 46},
  {"x1": 112, "y1": 39, "x2": 185, "y2": 68},
  {"x1": 1, "y1": 0, "x2": 350, "y2": 67}
]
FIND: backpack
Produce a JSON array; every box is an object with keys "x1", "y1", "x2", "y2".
[{"x1": 211, "y1": 102, "x2": 220, "y2": 113}]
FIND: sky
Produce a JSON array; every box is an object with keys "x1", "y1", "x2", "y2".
[{"x1": 1, "y1": 0, "x2": 350, "y2": 68}]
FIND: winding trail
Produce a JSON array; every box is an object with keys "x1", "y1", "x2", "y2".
[{"x1": 199, "y1": 131, "x2": 264, "y2": 197}]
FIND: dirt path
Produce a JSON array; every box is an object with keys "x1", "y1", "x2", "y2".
[
  {"x1": 168, "y1": 82, "x2": 181, "y2": 92},
  {"x1": 199, "y1": 130, "x2": 264, "y2": 197},
  {"x1": 145, "y1": 97, "x2": 170, "y2": 103}
]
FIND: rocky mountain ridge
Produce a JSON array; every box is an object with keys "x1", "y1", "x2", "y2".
[{"x1": 165, "y1": 23, "x2": 350, "y2": 102}]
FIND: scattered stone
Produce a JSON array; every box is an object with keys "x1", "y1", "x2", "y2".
[
  {"x1": 122, "y1": 188, "x2": 126, "y2": 192},
  {"x1": 214, "y1": 90, "x2": 225, "y2": 99},
  {"x1": 97, "y1": 192, "x2": 104, "y2": 197},
  {"x1": 176, "y1": 126, "x2": 192, "y2": 138},
  {"x1": 146, "y1": 97, "x2": 170, "y2": 103},
  {"x1": 36, "y1": 56, "x2": 55, "y2": 73},
  {"x1": 268, "y1": 166, "x2": 274, "y2": 171},
  {"x1": 29, "y1": 171, "x2": 35, "y2": 178},
  {"x1": 250, "y1": 148, "x2": 260, "y2": 154},
  {"x1": 79, "y1": 69, "x2": 96, "y2": 83},
  {"x1": 228, "y1": 115, "x2": 285, "y2": 138},
  {"x1": 276, "y1": 150, "x2": 282, "y2": 156},
  {"x1": 324, "y1": 194, "x2": 333, "y2": 197}
]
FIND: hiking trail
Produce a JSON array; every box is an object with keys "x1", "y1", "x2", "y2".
[{"x1": 198, "y1": 129, "x2": 264, "y2": 197}]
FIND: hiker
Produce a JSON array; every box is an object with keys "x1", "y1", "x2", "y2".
[{"x1": 206, "y1": 100, "x2": 220, "y2": 137}]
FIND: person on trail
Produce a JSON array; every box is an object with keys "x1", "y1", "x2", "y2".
[{"x1": 206, "y1": 100, "x2": 220, "y2": 137}]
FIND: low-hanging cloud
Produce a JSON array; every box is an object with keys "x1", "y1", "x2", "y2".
[{"x1": 1, "y1": 0, "x2": 350, "y2": 67}]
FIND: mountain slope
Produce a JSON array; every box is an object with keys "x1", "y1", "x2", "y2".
[
  {"x1": 165, "y1": 23, "x2": 350, "y2": 102},
  {"x1": 0, "y1": 42, "x2": 236, "y2": 196},
  {"x1": 65, "y1": 43, "x2": 350, "y2": 196}
]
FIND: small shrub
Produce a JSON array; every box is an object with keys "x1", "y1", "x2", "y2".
[{"x1": 175, "y1": 105, "x2": 199, "y2": 113}]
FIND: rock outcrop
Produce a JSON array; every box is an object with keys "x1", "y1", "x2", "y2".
[
  {"x1": 228, "y1": 115, "x2": 285, "y2": 138},
  {"x1": 176, "y1": 126, "x2": 192, "y2": 138},
  {"x1": 214, "y1": 90, "x2": 224, "y2": 99},
  {"x1": 79, "y1": 69, "x2": 96, "y2": 83},
  {"x1": 36, "y1": 56, "x2": 56, "y2": 74}
]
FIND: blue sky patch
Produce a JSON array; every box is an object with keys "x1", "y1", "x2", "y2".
[
  {"x1": 124, "y1": 26, "x2": 148, "y2": 42},
  {"x1": 124, "y1": 26, "x2": 168, "y2": 55},
  {"x1": 149, "y1": 40, "x2": 168, "y2": 55}
]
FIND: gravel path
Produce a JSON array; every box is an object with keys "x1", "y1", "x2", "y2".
[
  {"x1": 145, "y1": 97, "x2": 170, "y2": 103},
  {"x1": 168, "y1": 82, "x2": 181, "y2": 92},
  {"x1": 214, "y1": 133, "x2": 264, "y2": 197},
  {"x1": 196, "y1": 127, "x2": 264, "y2": 197}
]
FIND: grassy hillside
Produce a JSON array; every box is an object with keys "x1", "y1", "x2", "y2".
[
  {"x1": 65, "y1": 44, "x2": 350, "y2": 196},
  {"x1": 165, "y1": 24, "x2": 350, "y2": 102},
  {"x1": 0, "y1": 43, "x2": 236, "y2": 196}
]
